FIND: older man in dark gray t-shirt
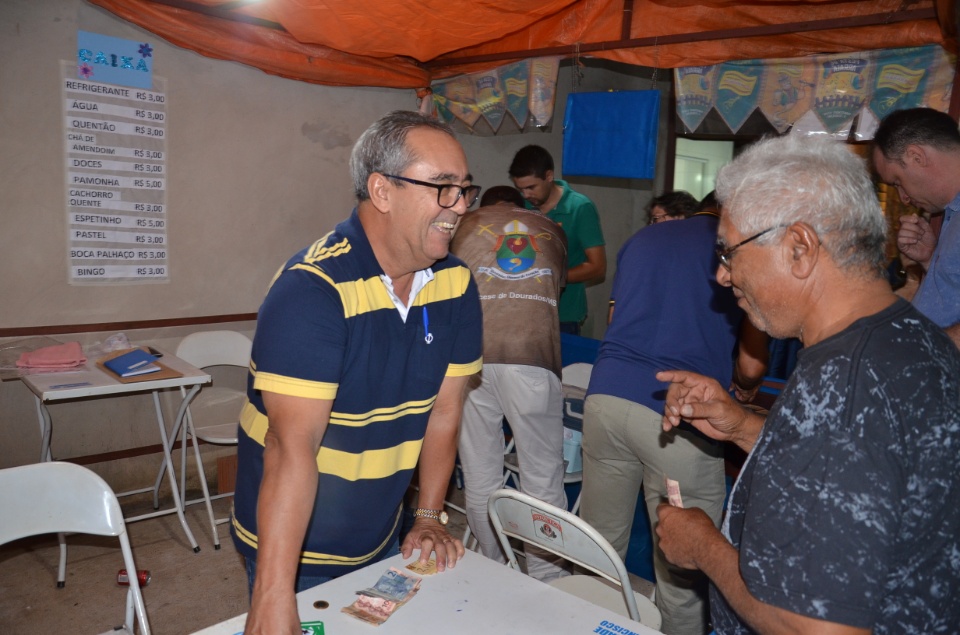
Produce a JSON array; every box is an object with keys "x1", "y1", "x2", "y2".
[{"x1": 656, "y1": 134, "x2": 960, "y2": 634}]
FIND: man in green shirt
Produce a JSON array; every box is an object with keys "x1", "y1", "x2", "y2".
[{"x1": 510, "y1": 145, "x2": 606, "y2": 334}]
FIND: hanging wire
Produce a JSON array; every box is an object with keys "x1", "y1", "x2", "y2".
[
  {"x1": 571, "y1": 41, "x2": 584, "y2": 92},
  {"x1": 650, "y1": 36, "x2": 660, "y2": 89}
]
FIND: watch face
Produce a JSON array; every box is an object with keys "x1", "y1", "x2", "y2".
[{"x1": 439, "y1": 510, "x2": 449, "y2": 525}]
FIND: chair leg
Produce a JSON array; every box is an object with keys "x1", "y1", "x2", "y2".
[
  {"x1": 119, "y1": 533, "x2": 151, "y2": 634},
  {"x1": 56, "y1": 532, "x2": 67, "y2": 588},
  {"x1": 125, "y1": 586, "x2": 135, "y2": 633},
  {"x1": 502, "y1": 468, "x2": 519, "y2": 490},
  {"x1": 462, "y1": 524, "x2": 479, "y2": 551},
  {"x1": 215, "y1": 507, "x2": 233, "y2": 526},
  {"x1": 570, "y1": 491, "x2": 582, "y2": 515}
]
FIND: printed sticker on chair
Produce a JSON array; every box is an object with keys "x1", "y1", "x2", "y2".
[{"x1": 531, "y1": 510, "x2": 565, "y2": 548}]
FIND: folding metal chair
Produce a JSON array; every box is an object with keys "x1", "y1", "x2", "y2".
[
  {"x1": 488, "y1": 488, "x2": 661, "y2": 629},
  {"x1": 0, "y1": 462, "x2": 151, "y2": 634},
  {"x1": 500, "y1": 362, "x2": 592, "y2": 514}
]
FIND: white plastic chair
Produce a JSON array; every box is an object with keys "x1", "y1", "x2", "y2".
[
  {"x1": 0, "y1": 462, "x2": 151, "y2": 634},
  {"x1": 488, "y1": 489, "x2": 661, "y2": 630},
  {"x1": 501, "y1": 362, "x2": 592, "y2": 514},
  {"x1": 153, "y1": 330, "x2": 251, "y2": 549},
  {"x1": 561, "y1": 362, "x2": 593, "y2": 394}
]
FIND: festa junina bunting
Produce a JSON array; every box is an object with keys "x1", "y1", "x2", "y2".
[
  {"x1": 675, "y1": 45, "x2": 955, "y2": 139},
  {"x1": 430, "y1": 57, "x2": 561, "y2": 134}
]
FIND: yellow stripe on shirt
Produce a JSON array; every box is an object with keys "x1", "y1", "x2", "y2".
[
  {"x1": 329, "y1": 396, "x2": 437, "y2": 427},
  {"x1": 316, "y1": 439, "x2": 423, "y2": 481},
  {"x1": 254, "y1": 371, "x2": 338, "y2": 400},
  {"x1": 334, "y1": 277, "x2": 396, "y2": 318},
  {"x1": 304, "y1": 233, "x2": 346, "y2": 263},
  {"x1": 241, "y1": 404, "x2": 426, "y2": 481},
  {"x1": 281, "y1": 261, "x2": 474, "y2": 321},
  {"x1": 414, "y1": 266, "x2": 471, "y2": 305},
  {"x1": 232, "y1": 506, "x2": 401, "y2": 566},
  {"x1": 448, "y1": 358, "x2": 483, "y2": 377}
]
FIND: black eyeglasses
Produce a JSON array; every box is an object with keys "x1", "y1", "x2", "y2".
[
  {"x1": 716, "y1": 225, "x2": 784, "y2": 269},
  {"x1": 383, "y1": 174, "x2": 482, "y2": 209}
]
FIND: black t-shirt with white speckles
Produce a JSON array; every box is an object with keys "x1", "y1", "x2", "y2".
[{"x1": 711, "y1": 299, "x2": 960, "y2": 634}]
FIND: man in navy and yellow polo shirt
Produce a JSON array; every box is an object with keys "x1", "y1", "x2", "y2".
[{"x1": 233, "y1": 111, "x2": 483, "y2": 634}]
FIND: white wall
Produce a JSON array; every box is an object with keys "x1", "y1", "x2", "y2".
[
  {"x1": 674, "y1": 138, "x2": 733, "y2": 200},
  {"x1": 0, "y1": 0, "x2": 412, "y2": 329}
]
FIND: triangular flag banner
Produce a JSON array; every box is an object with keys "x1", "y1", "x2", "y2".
[
  {"x1": 869, "y1": 46, "x2": 937, "y2": 122},
  {"x1": 714, "y1": 61, "x2": 763, "y2": 133},
  {"x1": 432, "y1": 57, "x2": 560, "y2": 133},
  {"x1": 432, "y1": 75, "x2": 482, "y2": 128},
  {"x1": 529, "y1": 57, "x2": 561, "y2": 128},
  {"x1": 675, "y1": 65, "x2": 718, "y2": 132},
  {"x1": 675, "y1": 45, "x2": 954, "y2": 140},
  {"x1": 474, "y1": 69, "x2": 506, "y2": 132},
  {"x1": 501, "y1": 61, "x2": 530, "y2": 128},
  {"x1": 812, "y1": 55, "x2": 871, "y2": 134},
  {"x1": 758, "y1": 62, "x2": 816, "y2": 134}
]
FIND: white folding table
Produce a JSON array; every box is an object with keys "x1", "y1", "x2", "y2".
[
  {"x1": 20, "y1": 351, "x2": 213, "y2": 582},
  {"x1": 191, "y1": 550, "x2": 660, "y2": 634}
]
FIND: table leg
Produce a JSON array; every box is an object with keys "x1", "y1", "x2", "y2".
[
  {"x1": 151, "y1": 391, "x2": 188, "y2": 509},
  {"x1": 34, "y1": 397, "x2": 53, "y2": 463},
  {"x1": 152, "y1": 388, "x2": 202, "y2": 553},
  {"x1": 156, "y1": 386, "x2": 222, "y2": 549},
  {"x1": 184, "y1": 408, "x2": 221, "y2": 549}
]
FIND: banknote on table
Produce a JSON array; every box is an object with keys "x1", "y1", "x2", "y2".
[
  {"x1": 342, "y1": 594, "x2": 401, "y2": 626},
  {"x1": 342, "y1": 566, "x2": 423, "y2": 625},
  {"x1": 666, "y1": 477, "x2": 684, "y2": 508},
  {"x1": 405, "y1": 558, "x2": 438, "y2": 576},
  {"x1": 357, "y1": 566, "x2": 422, "y2": 601}
]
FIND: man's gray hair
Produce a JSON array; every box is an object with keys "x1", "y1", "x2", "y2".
[
  {"x1": 350, "y1": 111, "x2": 456, "y2": 201},
  {"x1": 716, "y1": 134, "x2": 887, "y2": 272}
]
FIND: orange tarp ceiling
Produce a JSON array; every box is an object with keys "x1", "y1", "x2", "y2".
[{"x1": 89, "y1": 0, "x2": 957, "y2": 90}]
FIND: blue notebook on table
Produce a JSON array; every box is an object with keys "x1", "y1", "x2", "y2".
[{"x1": 102, "y1": 348, "x2": 161, "y2": 378}]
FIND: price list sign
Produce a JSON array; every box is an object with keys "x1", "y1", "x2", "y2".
[{"x1": 62, "y1": 63, "x2": 168, "y2": 284}]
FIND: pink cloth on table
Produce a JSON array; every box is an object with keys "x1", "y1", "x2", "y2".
[{"x1": 16, "y1": 341, "x2": 87, "y2": 369}]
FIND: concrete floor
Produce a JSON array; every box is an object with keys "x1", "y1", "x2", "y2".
[
  {"x1": 0, "y1": 480, "x2": 653, "y2": 634},
  {"x1": 0, "y1": 493, "x2": 247, "y2": 635},
  {"x1": 0, "y1": 486, "x2": 472, "y2": 635}
]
